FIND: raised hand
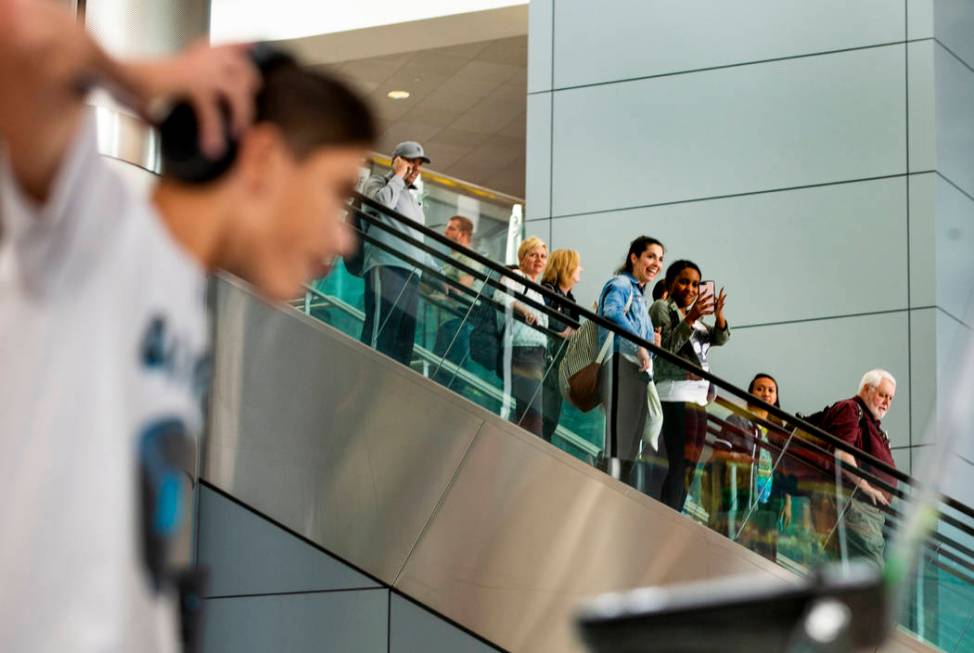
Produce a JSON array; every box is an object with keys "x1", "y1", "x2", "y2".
[
  {"x1": 714, "y1": 288, "x2": 728, "y2": 328},
  {"x1": 686, "y1": 292, "x2": 714, "y2": 323},
  {"x1": 637, "y1": 347, "x2": 652, "y2": 372},
  {"x1": 392, "y1": 155, "x2": 411, "y2": 178}
]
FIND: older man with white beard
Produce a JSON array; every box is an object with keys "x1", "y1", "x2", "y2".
[{"x1": 817, "y1": 369, "x2": 899, "y2": 567}]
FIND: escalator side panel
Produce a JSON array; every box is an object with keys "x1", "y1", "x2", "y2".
[
  {"x1": 396, "y1": 418, "x2": 793, "y2": 652},
  {"x1": 206, "y1": 277, "x2": 484, "y2": 582}
]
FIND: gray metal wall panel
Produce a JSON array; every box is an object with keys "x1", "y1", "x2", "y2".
[
  {"x1": 935, "y1": 42, "x2": 974, "y2": 198},
  {"x1": 395, "y1": 420, "x2": 791, "y2": 653},
  {"x1": 549, "y1": 45, "x2": 906, "y2": 217},
  {"x1": 201, "y1": 589, "x2": 388, "y2": 653},
  {"x1": 390, "y1": 594, "x2": 501, "y2": 653},
  {"x1": 197, "y1": 486, "x2": 379, "y2": 597},
  {"x1": 552, "y1": 0, "x2": 903, "y2": 89}
]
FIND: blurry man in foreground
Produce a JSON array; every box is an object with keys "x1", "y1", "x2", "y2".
[{"x1": 0, "y1": 1, "x2": 374, "y2": 650}]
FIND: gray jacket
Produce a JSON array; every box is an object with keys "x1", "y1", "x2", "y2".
[
  {"x1": 649, "y1": 297, "x2": 731, "y2": 386},
  {"x1": 362, "y1": 172, "x2": 434, "y2": 274}
]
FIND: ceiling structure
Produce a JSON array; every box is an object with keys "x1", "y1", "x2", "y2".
[
  {"x1": 318, "y1": 36, "x2": 527, "y2": 198},
  {"x1": 211, "y1": 0, "x2": 527, "y2": 43}
]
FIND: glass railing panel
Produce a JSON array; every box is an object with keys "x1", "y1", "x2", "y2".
[{"x1": 902, "y1": 551, "x2": 974, "y2": 652}]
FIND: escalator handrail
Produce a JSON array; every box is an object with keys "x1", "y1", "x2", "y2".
[{"x1": 351, "y1": 191, "x2": 974, "y2": 524}]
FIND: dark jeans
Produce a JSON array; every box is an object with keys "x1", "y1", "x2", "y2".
[
  {"x1": 361, "y1": 266, "x2": 419, "y2": 366},
  {"x1": 541, "y1": 348, "x2": 565, "y2": 443},
  {"x1": 505, "y1": 346, "x2": 545, "y2": 437},
  {"x1": 432, "y1": 317, "x2": 473, "y2": 386},
  {"x1": 659, "y1": 401, "x2": 709, "y2": 511},
  {"x1": 600, "y1": 354, "x2": 666, "y2": 498}
]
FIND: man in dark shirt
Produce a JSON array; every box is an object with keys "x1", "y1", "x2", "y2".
[{"x1": 819, "y1": 369, "x2": 898, "y2": 566}]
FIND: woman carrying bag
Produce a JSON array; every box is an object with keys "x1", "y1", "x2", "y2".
[
  {"x1": 597, "y1": 236, "x2": 666, "y2": 497},
  {"x1": 541, "y1": 249, "x2": 583, "y2": 443}
]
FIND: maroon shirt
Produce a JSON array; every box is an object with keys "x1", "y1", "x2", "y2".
[{"x1": 821, "y1": 396, "x2": 897, "y2": 498}]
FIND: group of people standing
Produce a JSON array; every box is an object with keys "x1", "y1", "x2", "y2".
[
  {"x1": 359, "y1": 143, "x2": 900, "y2": 570},
  {"x1": 495, "y1": 235, "x2": 732, "y2": 514},
  {"x1": 447, "y1": 233, "x2": 898, "y2": 568}
]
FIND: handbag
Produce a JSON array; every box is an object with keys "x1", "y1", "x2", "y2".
[{"x1": 558, "y1": 284, "x2": 634, "y2": 412}]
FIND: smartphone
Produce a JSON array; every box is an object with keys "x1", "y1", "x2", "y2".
[
  {"x1": 700, "y1": 280, "x2": 715, "y2": 300},
  {"x1": 699, "y1": 280, "x2": 716, "y2": 315}
]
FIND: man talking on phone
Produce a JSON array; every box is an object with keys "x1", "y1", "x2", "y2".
[{"x1": 360, "y1": 141, "x2": 433, "y2": 366}]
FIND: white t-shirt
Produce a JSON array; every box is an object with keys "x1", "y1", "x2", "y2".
[
  {"x1": 0, "y1": 118, "x2": 208, "y2": 652},
  {"x1": 495, "y1": 270, "x2": 548, "y2": 348}
]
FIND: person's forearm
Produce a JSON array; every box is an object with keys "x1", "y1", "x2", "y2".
[
  {"x1": 837, "y1": 450, "x2": 873, "y2": 493},
  {"x1": 0, "y1": 1, "x2": 136, "y2": 200}
]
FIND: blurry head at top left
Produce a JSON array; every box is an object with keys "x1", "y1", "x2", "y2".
[{"x1": 159, "y1": 44, "x2": 377, "y2": 301}]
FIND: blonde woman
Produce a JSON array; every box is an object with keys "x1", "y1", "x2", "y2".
[
  {"x1": 540, "y1": 249, "x2": 582, "y2": 442},
  {"x1": 495, "y1": 236, "x2": 549, "y2": 436}
]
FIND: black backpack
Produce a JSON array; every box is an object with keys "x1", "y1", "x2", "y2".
[{"x1": 781, "y1": 401, "x2": 866, "y2": 485}]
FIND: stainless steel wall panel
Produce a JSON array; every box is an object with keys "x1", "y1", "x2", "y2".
[
  {"x1": 394, "y1": 420, "x2": 791, "y2": 653},
  {"x1": 206, "y1": 277, "x2": 484, "y2": 581}
]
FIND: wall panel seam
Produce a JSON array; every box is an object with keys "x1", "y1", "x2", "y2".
[
  {"x1": 934, "y1": 306, "x2": 973, "y2": 330},
  {"x1": 934, "y1": 37, "x2": 974, "y2": 78},
  {"x1": 936, "y1": 171, "x2": 974, "y2": 204},
  {"x1": 391, "y1": 421, "x2": 488, "y2": 587},
  {"x1": 205, "y1": 587, "x2": 386, "y2": 601},
  {"x1": 528, "y1": 38, "x2": 933, "y2": 96},
  {"x1": 546, "y1": 172, "x2": 932, "y2": 221},
  {"x1": 732, "y1": 307, "x2": 918, "y2": 331},
  {"x1": 905, "y1": 1, "x2": 914, "y2": 454}
]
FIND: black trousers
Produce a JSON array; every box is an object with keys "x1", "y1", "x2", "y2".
[
  {"x1": 361, "y1": 266, "x2": 420, "y2": 366},
  {"x1": 600, "y1": 354, "x2": 667, "y2": 498},
  {"x1": 541, "y1": 348, "x2": 566, "y2": 443},
  {"x1": 506, "y1": 345, "x2": 546, "y2": 437},
  {"x1": 659, "y1": 400, "x2": 709, "y2": 511}
]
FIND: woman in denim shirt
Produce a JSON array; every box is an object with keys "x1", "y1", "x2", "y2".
[{"x1": 597, "y1": 236, "x2": 665, "y2": 495}]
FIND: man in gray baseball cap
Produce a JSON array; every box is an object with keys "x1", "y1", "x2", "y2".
[
  {"x1": 391, "y1": 140, "x2": 431, "y2": 164},
  {"x1": 360, "y1": 141, "x2": 434, "y2": 365}
]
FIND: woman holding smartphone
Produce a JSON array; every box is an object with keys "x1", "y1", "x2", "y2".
[{"x1": 650, "y1": 260, "x2": 730, "y2": 512}]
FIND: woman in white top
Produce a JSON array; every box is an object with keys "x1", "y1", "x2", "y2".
[
  {"x1": 650, "y1": 259, "x2": 731, "y2": 512},
  {"x1": 496, "y1": 236, "x2": 549, "y2": 436}
]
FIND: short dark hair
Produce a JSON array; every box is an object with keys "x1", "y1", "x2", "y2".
[
  {"x1": 652, "y1": 279, "x2": 668, "y2": 301},
  {"x1": 663, "y1": 259, "x2": 702, "y2": 291},
  {"x1": 448, "y1": 215, "x2": 474, "y2": 238},
  {"x1": 256, "y1": 62, "x2": 376, "y2": 158},
  {"x1": 616, "y1": 236, "x2": 664, "y2": 275}
]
